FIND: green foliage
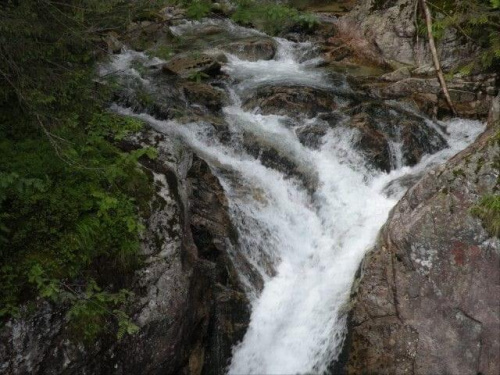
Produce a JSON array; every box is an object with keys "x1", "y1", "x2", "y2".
[
  {"x1": 231, "y1": 0, "x2": 318, "y2": 35},
  {"x1": 185, "y1": 0, "x2": 212, "y2": 20},
  {"x1": 0, "y1": 0, "x2": 164, "y2": 341},
  {"x1": 471, "y1": 194, "x2": 500, "y2": 237},
  {"x1": 177, "y1": 0, "x2": 318, "y2": 35},
  {"x1": 0, "y1": 111, "x2": 155, "y2": 338},
  {"x1": 421, "y1": 0, "x2": 500, "y2": 72},
  {"x1": 146, "y1": 45, "x2": 175, "y2": 60},
  {"x1": 66, "y1": 282, "x2": 138, "y2": 342},
  {"x1": 188, "y1": 70, "x2": 210, "y2": 83}
]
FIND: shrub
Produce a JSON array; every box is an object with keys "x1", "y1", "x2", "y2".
[{"x1": 0, "y1": 0, "x2": 162, "y2": 341}]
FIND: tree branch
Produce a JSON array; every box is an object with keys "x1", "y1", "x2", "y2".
[{"x1": 420, "y1": 0, "x2": 457, "y2": 116}]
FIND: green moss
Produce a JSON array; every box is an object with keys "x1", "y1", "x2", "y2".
[
  {"x1": 471, "y1": 195, "x2": 500, "y2": 238},
  {"x1": 452, "y1": 168, "x2": 466, "y2": 178},
  {"x1": 146, "y1": 45, "x2": 175, "y2": 60}
]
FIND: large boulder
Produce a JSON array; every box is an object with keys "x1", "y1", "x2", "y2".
[
  {"x1": 221, "y1": 37, "x2": 277, "y2": 61},
  {"x1": 163, "y1": 53, "x2": 224, "y2": 78},
  {"x1": 340, "y1": 105, "x2": 500, "y2": 374},
  {"x1": 180, "y1": 82, "x2": 228, "y2": 112},
  {"x1": 242, "y1": 85, "x2": 339, "y2": 117}
]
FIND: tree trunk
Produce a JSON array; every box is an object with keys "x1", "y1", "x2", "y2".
[{"x1": 420, "y1": 0, "x2": 457, "y2": 116}]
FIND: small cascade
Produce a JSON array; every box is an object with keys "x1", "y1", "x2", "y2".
[{"x1": 104, "y1": 18, "x2": 486, "y2": 375}]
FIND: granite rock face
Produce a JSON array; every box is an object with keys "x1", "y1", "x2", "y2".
[
  {"x1": 341, "y1": 104, "x2": 500, "y2": 374},
  {"x1": 335, "y1": 0, "x2": 477, "y2": 71},
  {"x1": 325, "y1": 0, "x2": 498, "y2": 119}
]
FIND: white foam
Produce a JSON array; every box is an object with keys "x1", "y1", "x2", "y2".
[
  {"x1": 223, "y1": 38, "x2": 331, "y2": 93},
  {"x1": 109, "y1": 23, "x2": 486, "y2": 374}
]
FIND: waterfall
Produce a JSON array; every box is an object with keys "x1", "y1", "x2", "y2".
[{"x1": 107, "y1": 19, "x2": 485, "y2": 374}]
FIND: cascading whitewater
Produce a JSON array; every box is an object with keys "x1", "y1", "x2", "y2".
[{"x1": 107, "y1": 19, "x2": 485, "y2": 375}]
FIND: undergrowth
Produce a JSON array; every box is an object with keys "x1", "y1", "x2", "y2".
[
  {"x1": 0, "y1": 0, "x2": 164, "y2": 342},
  {"x1": 176, "y1": 0, "x2": 318, "y2": 35},
  {"x1": 472, "y1": 195, "x2": 500, "y2": 237}
]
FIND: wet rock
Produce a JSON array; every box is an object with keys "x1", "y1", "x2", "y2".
[
  {"x1": 377, "y1": 74, "x2": 498, "y2": 118},
  {"x1": 349, "y1": 112, "x2": 392, "y2": 171},
  {"x1": 295, "y1": 112, "x2": 345, "y2": 149},
  {"x1": 242, "y1": 131, "x2": 318, "y2": 193},
  {"x1": 201, "y1": 286, "x2": 250, "y2": 375},
  {"x1": 112, "y1": 72, "x2": 186, "y2": 120},
  {"x1": 244, "y1": 133, "x2": 296, "y2": 174},
  {"x1": 340, "y1": 110, "x2": 500, "y2": 374},
  {"x1": 111, "y1": 66, "x2": 227, "y2": 119},
  {"x1": 345, "y1": 102, "x2": 447, "y2": 171},
  {"x1": 181, "y1": 82, "x2": 227, "y2": 112},
  {"x1": 242, "y1": 85, "x2": 339, "y2": 117},
  {"x1": 222, "y1": 37, "x2": 277, "y2": 61},
  {"x1": 186, "y1": 155, "x2": 252, "y2": 375},
  {"x1": 163, "y1": 53, "x2": 223, "y2": 78},
  {"x1": 296, "y1": 123, "x2": 329, "y2": 149},
  {"x1": 188, "y1": 155, "x2": 238, "y2": 265}
]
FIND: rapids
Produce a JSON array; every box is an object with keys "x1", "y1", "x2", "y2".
[{"x1": 107, "y1": 19, "x2": 485, "y2": 375}]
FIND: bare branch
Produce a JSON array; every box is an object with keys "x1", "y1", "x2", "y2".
[{"x1": 420, "y1": 0, "x2": 457, "y2": 116}]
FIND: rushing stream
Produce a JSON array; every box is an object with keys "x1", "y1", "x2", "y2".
[{"x1": 104, "y1": 19, "x2": 485, "y2": 375}]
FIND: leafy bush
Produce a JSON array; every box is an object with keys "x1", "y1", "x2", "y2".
[
  {"x1": 0, "y1": 111, "x2": 155, "y2": 339},
  {"x1": 0, "y1": 0, "x2": 163, "y2": 341}
]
